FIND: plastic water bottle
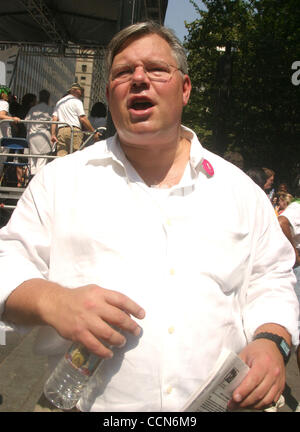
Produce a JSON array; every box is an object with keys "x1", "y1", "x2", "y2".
[{"x1": 43, "y1": 342, "x2": 109, "y2": 410}]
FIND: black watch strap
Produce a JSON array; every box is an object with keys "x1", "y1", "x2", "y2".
[{"x1": 253, "y1": 332, "x2": 291, "y2": 364}]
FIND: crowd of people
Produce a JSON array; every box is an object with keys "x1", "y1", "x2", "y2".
[
  {"x1": 0, "y1": 21, "x2": 299, "y2": 413},
  {"x1": 0, "y1": 83, "x2": 108, "y2": 184},
  {"x1": 245, "y1": 166, "x2": 298, "y2": 216}
]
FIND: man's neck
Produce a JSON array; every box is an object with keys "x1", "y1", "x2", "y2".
[{"x1": 120, "y1": 135, "x2": 191, "y2": 188}]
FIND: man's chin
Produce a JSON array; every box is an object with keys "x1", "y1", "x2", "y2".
[
  {"x1": 118, "y1": 126, "x2": 162, "y2": 145},
  {"x1": 126, "y1": 120, "x2": 160, "y2": 136}
]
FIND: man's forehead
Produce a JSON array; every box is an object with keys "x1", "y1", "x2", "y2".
[{"x1": 113, "y1": 33, "x2": 172, "y2": 62}]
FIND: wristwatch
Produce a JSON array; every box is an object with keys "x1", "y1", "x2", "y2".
[{"x1": 253, "y1": 332, "x2": 291, "y2": 364}]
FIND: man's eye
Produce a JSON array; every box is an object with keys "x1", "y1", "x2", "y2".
[
  {"x1": 120, "y1": 69, "x2": 131, "y2": 75},
  {"x1": 113, "y1": 68, "x2": 131, "y2": 79},
  {"x1": 146, "y1": 63, "x2": 170, "y2": 76},
  {"x1": 148, "y1": 65, "x2": 168, "y2": 73}
]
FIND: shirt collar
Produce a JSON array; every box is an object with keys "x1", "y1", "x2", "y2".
[
  {"x1": 85, "y1": 125, "x2": 210, "y2": 180},
  {"x1": 180, "y1": 125, "x2": 204, "y2": 172}
]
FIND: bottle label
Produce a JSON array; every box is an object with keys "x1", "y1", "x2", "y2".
[{"x1": 65, "y1": 344, "x2": 101, "y2": 376}]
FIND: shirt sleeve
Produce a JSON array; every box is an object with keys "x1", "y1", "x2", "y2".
[
  {"x1": 242, "y1": 189, "x2": 299, "y2": 345},
  {"x1": 73, "y1": 98, "x2": 86, "y2": 117},
  {"x1": 0, "y1": 169, "x2": 53, "y2": 327},
  {"x1": 0, "y1": 100, "x2": 9, "y2": 113},
  {"x1": 282, "y1": 203, "x2": 300, "y2": 237}
]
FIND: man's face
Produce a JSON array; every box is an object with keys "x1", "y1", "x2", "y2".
[
  {"x1": 73, "y1": 88, "x2": 83, "y2": 100},
  {"x1": 279, "y1": 196, "x2": 287, "y2": 210},
  {"x1": 106, "y1": 33, "x2": 191, "y2": 147}
]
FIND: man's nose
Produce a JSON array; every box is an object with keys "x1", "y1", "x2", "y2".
[{"x1": 131, "y1": 65, "x2": 150, "y2": 84}]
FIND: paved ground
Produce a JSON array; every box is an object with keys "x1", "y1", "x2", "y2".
[
  {"x1": 0, "y1": 328, "x2": 300, "y2": 412},
  {"x1": 0, "y1": 328, "x2": 49, "y2": 412}
]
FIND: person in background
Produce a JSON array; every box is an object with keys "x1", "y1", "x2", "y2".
[
  {"x1": 262, "y1": 167, "x2": 275, "y2": 201},
  {"x1": 83, "y1": 101, "x2": 107, "y2": 146},
  {"x1": 277, "y1": 193, "x2": 294, "y2": 216},
  {"x1": 9, "y1": 94, "x2": 21, "y2": 116},
  {"x1": 25, "y1": 89, "x2": 54, "y2": 176},
  {"x1": 88, "y1": 102, "x2": 107, "y2": 130},
  {"x1": 245, "y1": 167, "x2": 281, "y2": 216},
  {"x1": 14, "y1": 93, "x2": 37, "y2": 138},
  {"x1": 0, "y1": 86, "x2": 20, "y2": 139},
  {"x1": 13, "y1": 93, "x2": 37, "y2": 186},
  {"x1": 0, "y1": 22, "x2": 298, "y2": 413},
  {"x1": 277, "y1": 183, "x2": 289, "y2": 194},
  {"x1": 246, "y1": 167, "x2": 268, "y2": 190},
  {"x1": 51, "y1": 83, "x2": 100, "y2": 156},
  {"x1": 0, "y1": 86, "x2": 20, "y2": 179}
]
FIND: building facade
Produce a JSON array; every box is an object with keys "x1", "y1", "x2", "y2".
[
  {"x1": 75, "y1": 51, "x2": 107, "y2": 115},
  {"x1": 5, "y1": 46, "x2": 76, "y2": 108}
]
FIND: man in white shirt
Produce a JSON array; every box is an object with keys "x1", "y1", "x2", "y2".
[
  {"x1": 50, "y1": 83, "x2": 100, "y2": 156},
  {"x1": 25, "y1": 89, "x2": 53, "y2": 175},
  {"x1": 0, "y1": 22, "x2": 299, "y2": 412}
]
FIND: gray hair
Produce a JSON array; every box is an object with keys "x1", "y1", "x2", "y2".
[{"x1": 105, "y1": 21, "x2": 188, "y2": 79}]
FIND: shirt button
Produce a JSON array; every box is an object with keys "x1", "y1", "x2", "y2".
[
  {"x1": 166, "y1": 385, "x2": 173, "y2": 394},
  {"x1": 168, "y1": 326, "x2": 175, "y2": 334}
]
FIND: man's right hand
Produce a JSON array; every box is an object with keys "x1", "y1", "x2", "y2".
[
  {"x1": 3, "y1": 280, "x2": 145, "y2": 359},
  {"x1": 47, "y1": 284, "x2": 145, "y2": 358}
]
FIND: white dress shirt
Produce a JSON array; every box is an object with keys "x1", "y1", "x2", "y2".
[{"x1": 0, "y1": 126, "x2": 298, "y2": 412}]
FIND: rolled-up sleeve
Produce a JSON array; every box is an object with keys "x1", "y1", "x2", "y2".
[{"x1": 0, "y1": 170, "x2": 52, "y2": 321}]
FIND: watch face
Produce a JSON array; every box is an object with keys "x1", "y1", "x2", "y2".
[{"x1": 280, "y1": 340, "x2": 290, "y2": 356}]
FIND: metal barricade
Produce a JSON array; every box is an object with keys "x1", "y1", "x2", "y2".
[
  {"x1": 0, "y1": 118, "x2": 95, "y2": 222},
  {"x1": 80, "y1": 126, "x2": 107, "y2": 150}
]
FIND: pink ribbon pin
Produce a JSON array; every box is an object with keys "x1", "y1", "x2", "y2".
[{"x1": 202, "y1": 159, "x2": 214, "y2": 176}]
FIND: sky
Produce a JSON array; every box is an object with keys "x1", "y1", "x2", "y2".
[
  {"x1": 0, "y1": 1, "x2": 203, "y2": 86},
  {"x1": 164, "y1": 0, "x2": 203, "y2": 42}
]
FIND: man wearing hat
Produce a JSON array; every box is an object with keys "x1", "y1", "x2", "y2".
[{"x1": 50, "y1": 83, "x2": 100, "y2": 156}]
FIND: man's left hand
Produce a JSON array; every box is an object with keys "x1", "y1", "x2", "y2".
[{"x1": 228, "y1": 339, "x2": 285, "y2": 410}]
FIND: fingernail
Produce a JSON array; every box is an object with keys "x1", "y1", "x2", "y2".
[
  {"x1": 118, "y1": 338, "x2": 127, "y2": 348},
  {"x1": 137, "y1": 308, "x2": 145, "y2": 319},
  {"x1": 234, "y1": 393, "x2": 242, "y2": 402},
  {"x1": 133, "y1": 326, "x2": 141, "y2": 337}
]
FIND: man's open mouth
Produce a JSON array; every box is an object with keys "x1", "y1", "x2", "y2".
[{"x1": 129, "y1": 99, "x2": 154, "y2": 111}]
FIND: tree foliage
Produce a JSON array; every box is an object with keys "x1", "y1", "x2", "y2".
[{"x1": 183, "y1": 0, "x2": 300, "y2": 185}]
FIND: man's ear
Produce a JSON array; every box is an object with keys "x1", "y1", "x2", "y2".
[{"x1": 182, "y1": 75, "x2": 192, "y2": 106}]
